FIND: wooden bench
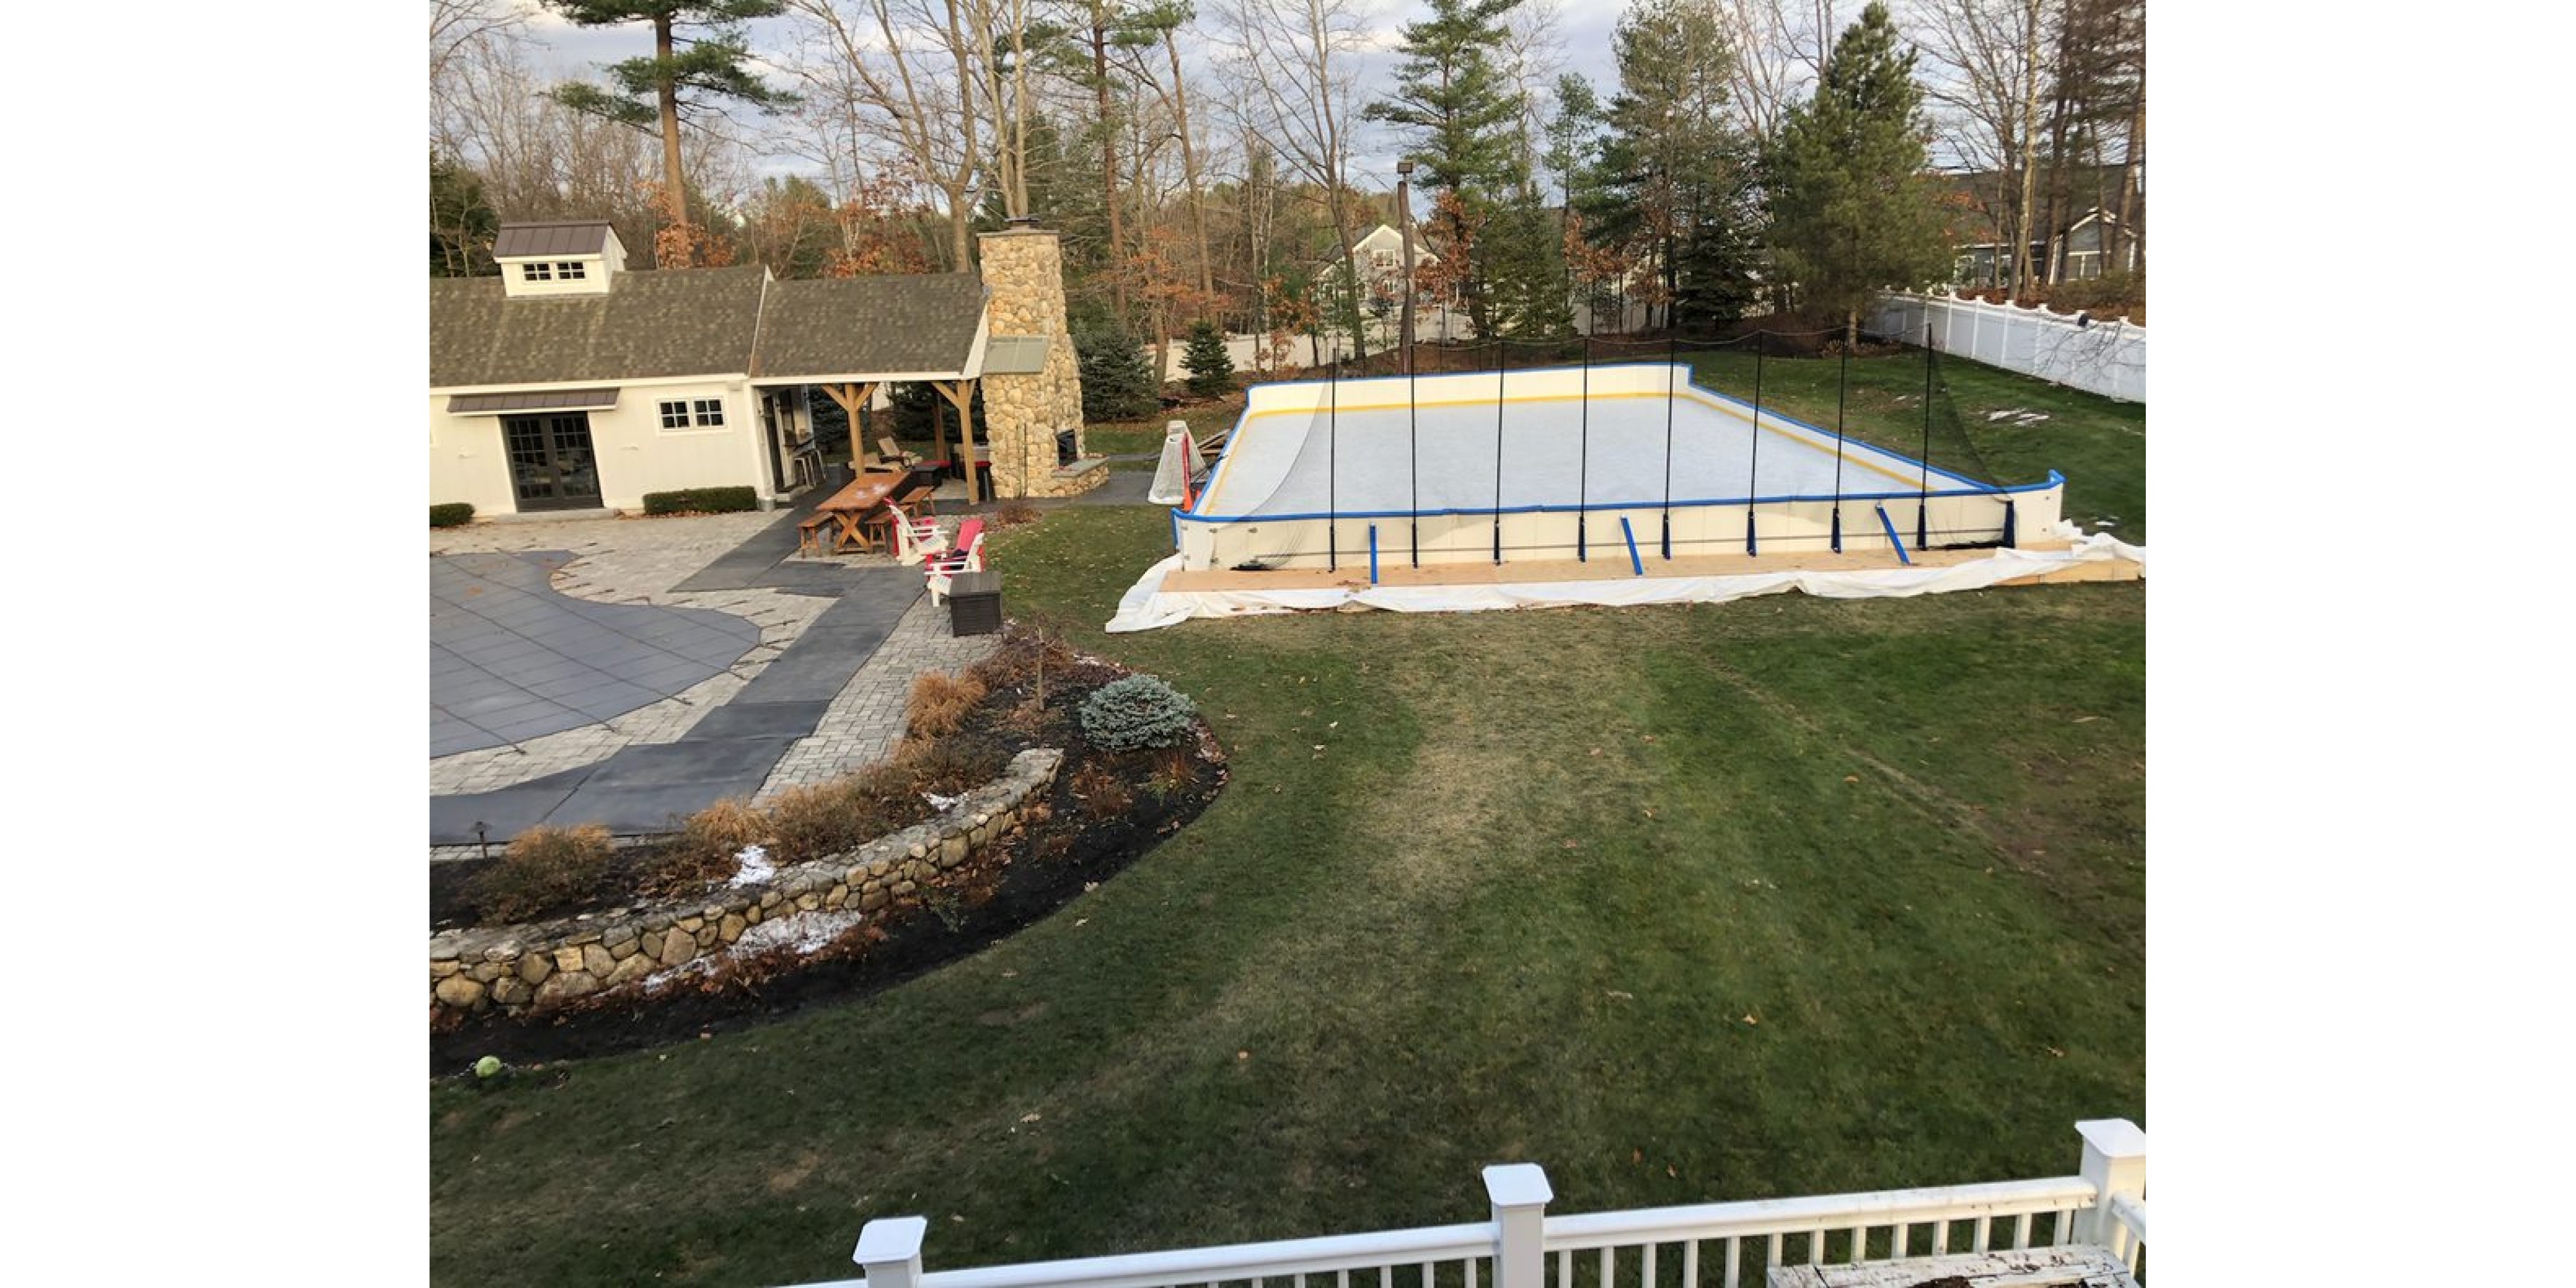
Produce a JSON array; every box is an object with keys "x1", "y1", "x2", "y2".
[{"x1": 797, "y1": 511, "x2": 837, "y2": 556}]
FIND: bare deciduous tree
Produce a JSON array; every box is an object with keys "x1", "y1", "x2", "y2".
[
  {"x1": 1210, "y1": 0, "x2": 1377, "y2": 360},
  {"x1": 784, "y1": 0, "x2": 988, "y2": 269}
]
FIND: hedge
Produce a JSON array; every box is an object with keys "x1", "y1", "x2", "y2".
[
  {"x1": 430, "y1": 503, "x2": 475, "y2": 528},
  {"x1": 641, "y1": 486, "x2": 761, "y2": 516}
]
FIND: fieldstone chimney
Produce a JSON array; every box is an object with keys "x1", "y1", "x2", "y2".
[{"x1": 977, "y1": 225, "x2": 1102, "y2": 498}]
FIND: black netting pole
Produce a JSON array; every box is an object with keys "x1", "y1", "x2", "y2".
[
  {"x1": 1830, "y1": 338, "x2": 1848, "y2": 554},
  {"x1": 1747, "y1": 330, "x2": 1765, "y2": 556},
  {"x1": 1578, "y1": 334, "x2": 1591, "y2": 562},
  {"x1": 1408, "y1": 339, "x2": 1421, "y2": 567},
  {"x1": 1492, "y1": 339, "x2": 1507, "y2": 564},
  {"x1": 1918, "y1": 321, "x2": 1935, "y2": 548},
  {"x1": 1328, "y1": 355, "x2": 1339, "y2": 571},
  {"x1": 1662, "y1": 334, "x2": 1677, "y2": 560}
]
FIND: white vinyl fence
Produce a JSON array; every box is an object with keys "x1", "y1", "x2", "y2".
[
  {"x1": 1868, "y1": 292, "x2": 2146, "y2": 403},
  {"x1": 788, "y1": 1120, "x2": 2145, "y2": 1288}
]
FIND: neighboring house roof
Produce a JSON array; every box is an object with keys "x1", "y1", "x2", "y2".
[
  {"x1": 430, "y1": 267, "x2": 990, "y2": 390},
  {"x1": 493, "y1": 220, "x2": 616, "y2": 259},
  {"x1": 430, "y1": 264, "x2": 772, "y2": 388},
  {"x1": 751, "y1": 274, "x2": 987, "y2": 381}
]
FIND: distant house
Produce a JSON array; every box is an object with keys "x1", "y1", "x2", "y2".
[
  {"x1": 1935, "y1": 167, "x2": 2143, "y2": 289},
  {"x1": 430, "y1": 220, "x2": 1027, "y2": 515}
]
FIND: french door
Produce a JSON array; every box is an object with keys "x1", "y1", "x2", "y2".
[{"x1": 500, "y1": 413, "x2": 603, "y2": 511}]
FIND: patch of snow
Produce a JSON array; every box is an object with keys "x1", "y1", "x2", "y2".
[
  {"x1": 2013, "y1": 412, "x2": 2051, "y2": 426},
  {"x1": 642, "y1": 956, "x2": 717, "y2": 993},
  {"x1": 728, "y1": 844, "x2": 775, "y2": 888},
  {"x1": 1985, "y1": 408, "x2": 2025, "y2": 422},
  {"x1": 924, "y1": 790, "x2": 967, "y2": 811},
  {"x1": 731, "y1": 907, "x2": 866, "y2": 957}
]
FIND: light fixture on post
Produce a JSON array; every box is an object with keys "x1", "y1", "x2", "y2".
[{"x1": 1396, "y1": 158, "x2": 1416, "y2": 375}]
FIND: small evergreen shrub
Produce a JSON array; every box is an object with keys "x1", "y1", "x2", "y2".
[
  {"x1": 1074, "y1": 321, "x2": 1159, "y2": 421},
  {"x1": 641, "y1": 486, "x2": 760, "y2": 516},
  {"x1": 430, "y1": 503, "x2": 475, "y2": 528},
  {"x1": 1183, "y1": 321, "x2": 1236, "y2": 398},
  {"x1": 1077, "y1": 674, "x2": 1197, "y2": 752},
  {"x1": 466, "y1": 824, "x2": 614, "y2": 923}
]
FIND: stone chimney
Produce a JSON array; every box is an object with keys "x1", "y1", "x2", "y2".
[{"x1": 977, "y1": 224, "x2": 1101, "y2": 498}]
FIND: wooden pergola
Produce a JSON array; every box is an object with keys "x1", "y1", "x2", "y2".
[{"x1": 813, "y1": 377, "x2": 984, "y2": 504}]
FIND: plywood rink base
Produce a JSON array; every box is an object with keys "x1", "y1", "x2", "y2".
[{"x1": 1159, "y1": 540, "x2": 2141, "y2": 595}]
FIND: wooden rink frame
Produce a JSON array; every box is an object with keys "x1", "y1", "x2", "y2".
[
  {"x1": 1171, "y1": 364, "x2": 2074, "y2": 577},
  {"x1": 1160, "y1": 539, "x2": 2141, "y2": 595}
]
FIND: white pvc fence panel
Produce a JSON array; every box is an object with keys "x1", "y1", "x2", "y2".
[
  {"x1": 1868, "y1": 292, "x2": 2146, "y2": 403},
  {"x1": 790, "y1": 1121, "x2": 2145, "y2": 1288}
]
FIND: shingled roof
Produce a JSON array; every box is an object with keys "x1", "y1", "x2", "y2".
[
  {"x1": 430, "y1": 266, "x2": 989, "y2": 390},
  {"x1": 752, "y1": 274, "x2": 987, "y2": 380}
]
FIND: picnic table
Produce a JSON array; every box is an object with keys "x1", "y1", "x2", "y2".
[{"x1": 800, "y1": 471, "x2": 910, "y2": 555}]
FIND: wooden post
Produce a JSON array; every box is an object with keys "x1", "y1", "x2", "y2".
[
  {"x1": 852, "y1": 1215, "x2": 927, "y2": 1288},
  {"x1": 934, "y1": 379, "x2": 981, "y2": 504},
  {"x1": 1485, "y1": 1164, "x2": 1551, "y2": 1288},
  {"x1": 819, "y1": 383, "x2": 878, "y2": 467},
  {"x1": 2072, "y1": 1119, "x2": 2146, "y2": 1256}
]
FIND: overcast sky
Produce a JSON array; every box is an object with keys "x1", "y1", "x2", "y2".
[{"x1": 511, "y1": 1, "x2": 1648, "y2": 191}]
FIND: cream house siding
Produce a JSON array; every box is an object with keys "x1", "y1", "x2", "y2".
[{"x1": 430, "y1": 375, "x2": 771, "y2": 515}]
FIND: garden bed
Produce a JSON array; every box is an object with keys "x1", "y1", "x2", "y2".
[{"x1": 430, "y1": 627, "x2": 1226, "y2": 1074}]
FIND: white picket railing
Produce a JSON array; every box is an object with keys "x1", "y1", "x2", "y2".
[
  {"x1": 1868, "y1": 292, "x2": 2146, "y2": 404},
  {"x1": 793, "y1": 1120, "x2": 2145, "y2": 1288}
]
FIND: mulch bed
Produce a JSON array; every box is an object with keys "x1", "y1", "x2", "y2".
[{"x1": 429, "y1": 639, "x2": 1226, "y2": 1075}]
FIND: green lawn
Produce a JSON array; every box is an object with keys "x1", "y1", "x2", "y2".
[
  {"x1": 431, "y1": 360, "x2": 2145, "y2": 1287},
  {"x1": 1688, "y1": 350, "x2": 2146, "y2": 543}
]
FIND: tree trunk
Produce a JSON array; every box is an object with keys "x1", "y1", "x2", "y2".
[
  {"x1": 655, "y1": 15, "x2": 688, "y2": 248},
  {"x1": 2114, "y1": 59, "x2": 2143, "y2": 277},
  {"x1": 1166, "y1": 30, "x2": 1214, "y2": 312},
  {"x1": 1092, "y1": 16, "x2": 1127, "y2": 325},
  {"x1": 2008, "y1": 0, "x2": 2041, "y2": 300}
]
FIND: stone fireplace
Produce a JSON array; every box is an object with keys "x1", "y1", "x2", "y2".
[{"x1": 978, "y1": 225, "x2": 1103, "y2": 498}]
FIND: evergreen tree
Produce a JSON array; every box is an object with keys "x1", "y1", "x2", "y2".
[
  {"x1": 1763, "y1": 1, "x2": 1951, "y2": 344},
  {"x1": 1587, "y1": 0, "x2": 1761, "y2": 332},
  {"x1": 544, "y1": 1, "x2": 791, "y2": 262},
  {"x1": 1074, "y1": 318, "x2": 1159, "y2": 422},
  {"x1": 1365, "y1": 0, "x2": 1533, "y2": 337},
  {"x1": 1182, "y1": 321, "x2": 1236, "y2": 399},
  {"x1": 430, "y1": 155, "x2": 500, "y2": 278}
]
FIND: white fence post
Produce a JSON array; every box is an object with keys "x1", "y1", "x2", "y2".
[
  {"x1": 854, "y1": 1215, "x2": 929, "y2": 1288},
  {"x1": 2071, "y1": 1119, "x2": 2146, "y2": 1256},
  {"x1": 1485, "y1": 1164, "x2": 1553, "y2": 1288}
]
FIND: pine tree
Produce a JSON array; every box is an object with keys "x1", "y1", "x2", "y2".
[
  {"x1": 544, "y1": 2, "x2": 791, "y2": 264},
  {"x1": 1182, "y1": 321, "x2": 1236, "y2": 399},
  {"x1": 1587, "y1": 0, "x2": 1760, "y2": 332},
  {"x1": 1365, "y1": 0, "x2": 1530, "y2": 337},
  {"x1": 1074, "y1": 318, "x2": 1159, "y2": 422},
  {"x1": 1763, "y1": 1, "x2": 1951, "y2": 345}
]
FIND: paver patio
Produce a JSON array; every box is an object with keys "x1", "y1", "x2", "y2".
[{"x1": 430, "y1": 502, "x2": 998, "y2": 851}]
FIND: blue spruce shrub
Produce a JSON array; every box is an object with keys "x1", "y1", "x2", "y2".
[{"x1": 1078, "y1": 674, "x2": 1198, "y2": 752}]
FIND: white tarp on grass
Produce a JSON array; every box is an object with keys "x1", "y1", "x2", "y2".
[{"x1": 1105, "y1": 526, "x2": 2144, "y2": 633}]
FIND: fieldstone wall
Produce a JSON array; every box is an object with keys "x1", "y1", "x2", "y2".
[
  {"x1": 978, "y1": 227, "x2": 1101, "y2": 499},
  {"x1": 430, "y1": 749, "x2": 1063, "y2": 1021}
]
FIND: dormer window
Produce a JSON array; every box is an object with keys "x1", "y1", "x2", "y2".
[{"x1": 493, "y1": 221, "x2": 627, "y2": 298}]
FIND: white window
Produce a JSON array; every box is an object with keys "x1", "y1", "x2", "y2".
[
  {"x1": 1372, "y1": 250, "x2": 1395, "y2": 267},
  {"x1": 522, "y1": 262, "x2": 553, "y2": 282},
  {"x1": 659, "y1": 400, "x2": 691, "y2": 430},
  {"x1": 557, "y1": 261, "x2": 587, "y2": 280},
  {"x1": 692, "y1": 399, "x2": 724, "y2": 426}
]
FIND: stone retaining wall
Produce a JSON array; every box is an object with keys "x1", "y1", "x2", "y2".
[{"x1": 431, "y1": 748, "x2": 1063, "y2": 1021}]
